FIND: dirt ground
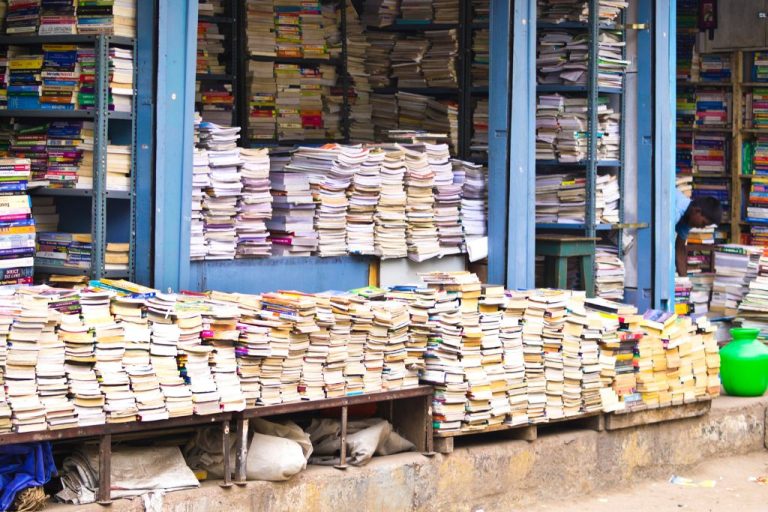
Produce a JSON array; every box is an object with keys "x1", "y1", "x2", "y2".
[{"x1": 524, "y1": 450, "x2": 768, "y2": 512}]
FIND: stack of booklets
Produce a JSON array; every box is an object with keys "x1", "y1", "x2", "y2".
[
  {"x1": 7, "y1": 48, "x2": 43, "y2": 110},
  {"x1": 390, "y1": 35, "x2": 429, "y2": 88},
  {"x1": 535, "y1": 94, "x2": 562, "y2": 160},
  {"x1": 471, "y1": 98, "x2": 488, "y2": 159},
  {"x1": 198, "y1": 122, "x2": 242, "y2": 260},
  {"x1": 400, "y1": 0, "x2": 433, "y2": 21},
  {"x1": 5, "y1": 1, "x2": 40, "y2": 34},
  {"x1": 245, "y1": 0, "x2": 276, "y2": 57},
  {"x1": 595, "y1": 243, "x2": 624, "y2": 300},
  {"x1": 371, "y1": 301, "x2": 409, "y2": 391},
  {"x1": 472, "y1": 28, "x2": 489, "y2": 87},
  {"x1": 597, "y1": 31, "x2": 629, "y2": 89},
  {"x1": 361, "y1": 0, "x2": 399, "y2": 28},
  {"x1": 736, "y1": 249, "x2": 768, "y2": 336},
  {"x1": 0, "y1": 158, "x2": 34, "y2": 288},
  {"x1": 535, "y1": 173, "x2": 586, "y2": 224},
  {"x1": 200, "y1": 300, "x2": 246, "y2": 412},
  {"x1": 268, "y1": 150, "x2": 318, "y2": 256},
  {"x1": 695, "y1": 89, "x2": 730, "y2": 127},
  {"x1": 346, "y1": 3, "x2": 374, "y2": 142},
  {"x1": 41, "y1": 45, "x2": 79, "y2": 110},
  {"x1": 690, "y1": 273, "x2": 714, "y2": 315},
  {"x1": 365, "y1": 32, "x2": 396, "y2": 89},
  {"x1": 710, "y1": 245, "x2": 762, "y2": 315},
  {"x1": 35, "y1": 232, "x2": 91, "y2": 272},
  {"x1": 235, "y1": 148, "x2": 272, "y2": 258},
  {"x1": 196, "y1": 21, "x2": 226, "y2": 75},
  {"x1": 274, "y1": 63, "x2": 336, "y2": 141},
  {"x1": 374, "y1": 146, "x2": 408, "y2": 259},
  {"x1": 246, "y1": 60, "x2": 277, "y2": 141},
  {"x1": 598, "y1": 107, "x2": 620, "y2": 160},
  {"x1": 347, "y1": 148, "x2": 382, "y2": 255},
  {"x1": 460, "y1": 160, "x2": 487, "y2": 244},
  {"x1": 404, "y1": 144, "x2": 440, "y2": 261}
]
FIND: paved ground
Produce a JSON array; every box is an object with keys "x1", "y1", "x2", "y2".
[{"x1": 524, "y1": 451, "x2": 768, "y2": 512}]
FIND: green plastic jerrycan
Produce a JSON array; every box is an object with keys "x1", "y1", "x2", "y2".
[{"x1": 720, "y1": 328, "x2": 768, "y2": 397}]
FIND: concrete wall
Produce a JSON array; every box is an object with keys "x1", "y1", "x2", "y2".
[{"x1": 52, "y1": 395, "x2": 768, "y2": 512}]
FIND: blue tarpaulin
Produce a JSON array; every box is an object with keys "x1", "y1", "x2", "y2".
[{"x1": 0, "y1": 443, "x2": 56, "y2": 511}]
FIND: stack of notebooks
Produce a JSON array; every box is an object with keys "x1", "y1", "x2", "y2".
[{"x1": 710, "y1": 245, "x2": 762, "y2": 316}]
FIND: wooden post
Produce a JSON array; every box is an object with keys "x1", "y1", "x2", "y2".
[
  {"x1": 234, "y1": 417, "x2": 248, "y2": 485},
  {"x1": 334, "y1": 405, "x2": 348, "y2": 469},
  {"x1": 220, "y1": 420, "x2": 232, "y2": 488},
  {"x1": 424, "y1": 392, "x2": 435, "y2": 456},
  {"x1": 97, "y1": 434, "x2": 112, "y2": 505}
]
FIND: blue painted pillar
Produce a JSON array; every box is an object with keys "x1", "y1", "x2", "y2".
[
  {"x1": 487, "y1": 0, "x2": 511, "y2": 286},
  {"x1": 506, "y1": 0, "x2": 536, "y2": 290},
  {"x1": 654, "y1": 0, "x2": 676, "y2": 309},
  {"x1": 154, "y1": 0, "x2": 197, "y2": 291}
]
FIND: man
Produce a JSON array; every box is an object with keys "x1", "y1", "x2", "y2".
[{"x1": 675, "y1": 189, "x2": 724, "y2": 276}]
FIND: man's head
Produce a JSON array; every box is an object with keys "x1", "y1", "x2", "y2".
[{"x1": 687, "y1": 196, "x2": 723, "y2": 228}]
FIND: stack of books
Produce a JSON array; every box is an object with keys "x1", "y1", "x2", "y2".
[
  {"x1": 472, "y1": 28, "x2": 489, "y2": 87},
  {"x1": 45, "y1": 122, "x2": 86, "y2": 188},
  {"x1": 77, "y1": 0, "x2": 136, "y2": 38},
  {"x1": 365, "y1": 32, "x2": 397, "y2": 89},
  {"x1": 191, "y1": 122, "x2": 209, "y2": 260},
  {"x1": 196, "y1": 21, "x2": 226, "y2": 75},
  {"x1": 38, "y1": 1, "x2": 76, "y2": 36},
  {"x1": 35, "y1": 232, "x2": 92, "y2": 272},
  {"x1": 7, "y1": 48, "x2": 43, "y2": 110},
  {"x1": 692, "y1": 134, "x2": 727, "y2": 174},
  {"x1": 423, "y1": 29, "x2": 458, "y2": 88},
  {"x1": 695, "y1": 89, "x2": 730, "y2": 127},
  {"x1": 747, "y1": 176, "x2": 768, "y2": 223},
  {"x1": 0, "y1": 158, "x2": 34, "y2": 288},
  {"x1": 690, "y1": 273, "x2": 714, "y2": 315},
  {"x1": 346, "y1": 3, "x2": 374, "y2": 142},
  {"x1": 595, "y1": 172, "x2": 620, "y2": 223},
  {"x1": 374, "y1": 147, "x2": 408, "y2": 259},
  {"x1": 471, "y1": 98, "x2": 488, "y2": 159},
  {"x1": 5, "y1": 1, "x2": 40, "y2": 35},
  {"x1": 198, "y1": 122, "x2": 242, "y2": 260},
  {"x1": 246, "y1": 61, "x2": 277, "y2": 141},
  {"x1": 459, "y1": 160, "x2": 487, "y2": 244},
  {"x1": 245, "y1": 0, "x2": 276, "y2": 57},
  {"x1": 595, "y1": 243, "x2": 624, "y2": 300},
  {"x1": 736, "y1": 249, "x2": 768, "y2": 336},
  {"x1": 710, "y1": 245, "x2": 762, "y2": 315},
  {"x1": 753, "y1": 52, "x2": 768, "y2": 82},
  {"x1": 236, "y1": 148, "x2": 272, "y2": 258},
  {"x1": 404, "y1": 144, "x2": 440, "y2": 262},
  {"x1": 347, "y1": 148, "x2": 382, "y2": 255},
  {"x1": 699, "y1": 53, "x2": 731, "y2": 82},
  {"x1": 268, "y1": 149, "x2": 318, "y2": 257},
  {"x1": 200, "y1": 299, "x2": 246, "y2": 412},
  {"x1": 361, "y1": 0, "x2": 399, "y2": 28},
  {"x1": 41, "y1": 45, "x2": 79, "y2": 110},
  {"x1": 431, "y1": 144, "x2": 462, "y2": 256},
  {"x1": 674, "y1": 276, "x2": 692, "y2": 315}
]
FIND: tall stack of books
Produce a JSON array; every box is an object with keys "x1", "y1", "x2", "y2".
[
  {"x1": 694, "y1": 89, "x2": 730, "y2": 127},
  {"x1": 268, "y1": 150, "x2": 317, "y2": 256},
  {"x1": 246, "y1": 61, "x2": 277, "y2": 141},
  {"x1": 374, "y1": 147, "x2": 408, "y2": 259},
  {"x1": 5, "y1": 1, "x2": 40, "y2": 35},
  {"x1": 472, "y1": 28, "x2": 489, "y2": 87},
  {"x1": 471, "y1": 98, "x2": 488, "y2": 159},
  {"x1": 198, "y1": 122, "x2": 242, "y2": 260},
  {"x1": 502, "y1": 292, "x2": 527, "y2": 426},
  {"x1": 46, "y1": 122, "x2": 86, "y2": 188},
  {"x1": 699, "y1": 53, "x2": 731, "y2": 82},
  {"x1": 737, "y1": 249, "x2": 768, "y2": 336},
  {"x1": 595, "y1": 243, "x2": 624, "y2": 300},
  {"x1": 191, "y1": 134, "x2": 209, "y2": 259},
  {"x1": 347, "y1": 148, "x2": 382, "y2": 255},
  {"x1": 710, "y1": 245, "x2": 762, "y2": 315},
  {"x1": 522, "y1": 291, "x2": 547, "y2": 423},
  {"x1": 0, "y1": 157, "x2": 34, "y2": 288},
  {"x1": 692, "y1": 134, "x2": 727, "y2": 174},
  {"x1": 235, "y1": 148, "x2": 272, "y2": 258},
  {"x1": 748, "y1": 176, "x2": 768, "y2": 224},
  {"x1": 7, "y1": 48, "x2": 43, "y2": 110},
  {"x1": 39, "y1": 0, "x2": 77, "y2": 36},
  {"x1": 200, "y1": 298, "x2": 246, "y2": 412},
  {"x1": 423, "y1": 29, "x2": 458, "y2": 88},
  {"x1": 41, "y1": 45, "x2": 79, "y2": 110},
  {"x1": 346, "y1": 3, "x2": 374, "y2": 142},
  {"x1": 431, "y1": 144, "x2": 462, "y2": 256},
  {"x1": 404, "y1": 145, "x2": 440, "y2": 261}
]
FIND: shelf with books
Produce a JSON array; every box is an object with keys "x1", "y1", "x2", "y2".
[
  {"x1": 535, "y1": 0, "x2": 628, "y2": 298},
  {"x1": 196, "y1": 1, "x2": 238, "y2": 127},
  {"x1": 248, "y1": 55, "x2": 343, "y2": 66},
  {"x1": 196, "y1": 73, "x2": 234, "y2": 82},
  {"x1": 29, "y1": 188, "x2": 130, "y2": 200},
  {"x1": 0, "y1": 35, "x2": 135, "y2": 46}
]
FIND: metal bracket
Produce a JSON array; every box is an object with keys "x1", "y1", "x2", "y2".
[{"x1": 618, "y1": 23, "x2": 650, "y2": 30}]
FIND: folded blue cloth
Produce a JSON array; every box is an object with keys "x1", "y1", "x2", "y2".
[{"x1": 0, "y1": 443, "x2": 57, "y2": 511}]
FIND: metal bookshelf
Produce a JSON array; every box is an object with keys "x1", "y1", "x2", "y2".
[
  {"x1": 196, "y1": 1, "x2": 239, "y2": 127},
  {"x1": 534, "y1": 0, "x2": 627, "y2": 296},
  {"x1": 0, "y1": 34, "x2": 137, "y2": 281}
]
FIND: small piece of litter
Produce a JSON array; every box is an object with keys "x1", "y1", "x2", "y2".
[{"x1": 669, "y1": 475, "x2": 717, "y2": 488}]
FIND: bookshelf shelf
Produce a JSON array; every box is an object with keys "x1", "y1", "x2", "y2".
[
  {"x1": 34, "y1": 265, "x2": 130, "y2": 278},
  {"x1": 536, "y1": 84, "x2": 623, "y2": 94},
  {"x1": 30, "y1": 188, "x2": 130, "y2": 200},
  {"x1": 196, "y1": 73, "x2": 234, "y2": 82},
  {"x1": 0, "y1": 35, "x2": 134, "y2": 46}
]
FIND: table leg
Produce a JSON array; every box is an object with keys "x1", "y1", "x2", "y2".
[
  {"x1": 424, "y1": 393, "x2": 435, "y2": 456},
  {"x1": 555, "y1": 256, "x2": 568, "y2": 289},
  {"x1": 220, "y1": 420, "x2": 233, "y2": 488},
  {"x1": 97, "y1": 434, "x2": 112, "y2": 505},
  {"x1": 334, "y1": 405, "x2": 348, "y2": 470},
  {"x1": 234, "y1": 417, "x2": 248, "y2": 486},
  {"x1": 580, "y1": 254, "x2": 595, "y2": 297}
]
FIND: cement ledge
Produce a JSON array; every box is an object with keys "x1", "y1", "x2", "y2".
[{"x1": 47, "y1": 395, "x2": 768, "y2": 512}]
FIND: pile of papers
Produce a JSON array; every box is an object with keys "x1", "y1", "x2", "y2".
[{"x1": 595, "y1": 243, "x2": 624, "y2": 300}]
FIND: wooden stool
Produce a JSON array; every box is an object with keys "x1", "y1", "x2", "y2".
[{"x1": 535, "y1": 235, "x2": 598, "y2": 293}]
